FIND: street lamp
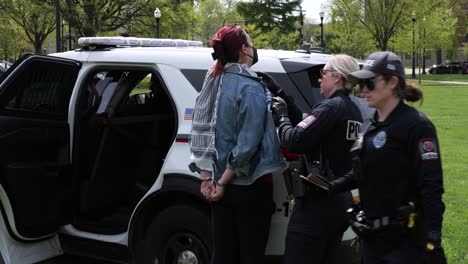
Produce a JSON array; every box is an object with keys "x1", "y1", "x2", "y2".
[
  {"x1": 154, "y1": 8, "x2": 161, "y2": 38},
  {"x1": 422, "y1": 17, "x2": 426, "y2": 74},
  {"x1": 411, "y1": 10, "x2": 416, "y2": 79},
  {"x1": 55, "y1": 0, "x2": 61, "y2": 52},
  {"x1": 319, "y1": 11, "x2": 325, "y2": 48}
]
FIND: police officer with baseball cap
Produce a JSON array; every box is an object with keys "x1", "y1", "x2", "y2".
[{"x1": 330, "y1": 51, "x2": 447, "y2": 264}]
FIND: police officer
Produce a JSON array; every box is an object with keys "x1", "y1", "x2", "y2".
[
  {"x1": 331, "y1": 51, "x2": 446, "y2": 264},
  {"x1": 272, "y1": 54, "x2": 363, "y2": 264}
]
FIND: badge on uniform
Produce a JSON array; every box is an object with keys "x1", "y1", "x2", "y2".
[
  {"x1": 372, "y1": 131, "x2": 387, "y2": 148},
  {"x1": 419, "y1": 138, "x2": 439, "y2": 160},
  {"x1": 297, "y1": 115, "x2": 317, "y2": 129}
]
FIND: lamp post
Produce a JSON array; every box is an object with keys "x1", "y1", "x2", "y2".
[
  {"x1": 55, "y1": 0, "x2": 61, "y2": 52},
  {"x1": 68, "y1": 23, "x2": 72, "y2": 50},
  {"x1": 319, "y1": 11, "x2": 325, "y2": 48},
  {"x1": 411, "y1": 11, "x2": 416, "y2": 79},
  {"x1": 422, "y1": 18, "x2": 426, "y2": 74},
  {"x1": 154, "y1": 8, "x2": 161, "y2": 38}
]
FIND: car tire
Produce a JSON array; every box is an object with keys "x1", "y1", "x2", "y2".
[{"x1": 142, "y1": 205, "x2": 211, "y2": 264}]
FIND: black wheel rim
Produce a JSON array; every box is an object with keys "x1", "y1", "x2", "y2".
[{"x1": 162, "y1": 232, "x2": 210, "y2": 264}]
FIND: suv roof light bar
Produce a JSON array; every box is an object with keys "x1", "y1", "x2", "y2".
[{"x1": 78, "y1": 37, "x2": 203, "y2": 48}]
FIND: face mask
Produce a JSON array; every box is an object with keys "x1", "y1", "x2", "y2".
[
  {"x1": 246, "y1": 46, "x2": 258, "y2": 65},
  {"x1": 252, "y1": 47, "x2": 258, "y2": 65}
]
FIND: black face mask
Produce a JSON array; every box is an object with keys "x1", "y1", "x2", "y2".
[{"x1": 246, "y1": 46, "x2": 258, "y2": 65}]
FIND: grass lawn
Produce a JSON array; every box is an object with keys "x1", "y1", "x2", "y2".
[
  {"x1": 405, "y1": 73, "x2": 468, "y2": 82},
  {"x1": 413, "y1": 82, "x2": 468, "y2": 264}
]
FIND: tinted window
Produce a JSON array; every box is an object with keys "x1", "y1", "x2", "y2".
[
  {"x1": 181, "y1": 69, "x2": 208, "y2": 92},
  {"x1": 286, "y1": 65, "x2": 324, "y2": 111},
  {"x1": 0, "y1": 59, "x2": 77, "y2": 119}
]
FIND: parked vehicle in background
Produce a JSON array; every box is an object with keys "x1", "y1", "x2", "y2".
[
  {"x1": 463, "y1": 61, "x2": 468, "y2": 74},
  {"x1": 0, "y1": 60, "x2": 12, "y2": 70},
  {"x1": 0, "y1": 65, "x2": 5, "y2": 77},
  {"x1": 0, "y1": 37, "x2": 358, "y2": 264},
  {"x1": 428, "y1": 60, "x2": 468, "y2": 74}
]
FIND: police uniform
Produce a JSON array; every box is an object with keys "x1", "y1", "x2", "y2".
[
  {"x1": 333, "y1": 101, "x2": 446, "y2": 264},
  {"x1": 277, "y1": 89, "x2": 363, "y2": 264}
]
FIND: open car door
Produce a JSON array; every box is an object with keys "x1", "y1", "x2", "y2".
[{"x1": 0, "y1": 54, "x2": 81, "y2": 263}]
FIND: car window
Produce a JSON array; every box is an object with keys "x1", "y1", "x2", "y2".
[
  {"x1": 0, "y1": 59, "x2": 77, "y2": 119},
  {"x1": 181, "y1": 69, "x2": 207, "y2": 92}
]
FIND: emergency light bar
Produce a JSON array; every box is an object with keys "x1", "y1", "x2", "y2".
[{"x1": 78, "y1": 37, "x2": 203, "y2": 48}]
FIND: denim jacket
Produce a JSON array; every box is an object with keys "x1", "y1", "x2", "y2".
[{"x1": 214, "y1": 64, "x2": 286, "y2": 185}]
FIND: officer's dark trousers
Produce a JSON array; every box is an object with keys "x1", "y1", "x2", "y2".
[
  {"x1": 283, "y1": 191, "x2": 352, "y2": 264},
  {"x1": 361, "y1": 233, "x2": 447, "y2": 264},
  {"x1": 210, "y1": 181, "x2": 274, "y2": 264}
]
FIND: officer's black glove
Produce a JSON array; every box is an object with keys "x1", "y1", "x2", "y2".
[
  {"x1": 423, "y1": 232, "x2": 446, "y2": 264},
  {"x1": 257, "y1": 72, "x2": 284, "y2": 97},
  {"x1": 272, "y1": 96, "x2": 289, "y2": 126}
]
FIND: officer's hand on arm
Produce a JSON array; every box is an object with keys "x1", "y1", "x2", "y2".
[
  {"x1": 256, "y1": 72, "x2": 283, "y2": 97},
  {"x1": 272, "y1": 96, "x2": 289, "y2": 126}
]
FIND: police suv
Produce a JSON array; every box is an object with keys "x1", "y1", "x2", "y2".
[{"x1": 0, "y1": 37, "x2": 357, "y2": 264}]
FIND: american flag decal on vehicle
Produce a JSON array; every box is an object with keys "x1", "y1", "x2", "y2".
[{"x1": 184, "y1": 108, "x2": 193, "y2": 120}]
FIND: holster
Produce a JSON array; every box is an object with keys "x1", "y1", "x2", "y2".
[
  {"x1": 348, "y1": 202, "x2": 418, "y2": 239},
  {"x1": 282, "y1": 159, "x2": 305, "y2": 200}
]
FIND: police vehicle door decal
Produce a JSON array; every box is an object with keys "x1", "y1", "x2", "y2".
[{"x1": 346, "y1": 120, "x2": 362, "y2": 140}]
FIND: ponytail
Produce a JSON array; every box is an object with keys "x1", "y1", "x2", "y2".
[{"x1": 386, "y1": 75, "x2": 423, "y2": 103}]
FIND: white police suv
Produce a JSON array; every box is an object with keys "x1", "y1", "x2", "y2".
[{"x1": 0, "y1": 37, "x2": 357, "y2": 264}]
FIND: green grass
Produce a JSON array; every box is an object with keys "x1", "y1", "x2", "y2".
[
  {"x1": 412, "y1": 84, "x2": 468, "y2": 264},
  {"x1": 405, "y1": 74, "x2": 468, "y2": 82}
]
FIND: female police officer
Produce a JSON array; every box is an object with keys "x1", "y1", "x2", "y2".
[
  {"x1": 331, "y1": 51, "x2": 446, "y2": 264},
  {"x1": 272, "y1": 54, "x2": 363, "y2": 264}
]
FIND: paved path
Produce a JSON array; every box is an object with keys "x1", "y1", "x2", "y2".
[{"x1": 423, "y1": 80, "x2": 468, "y2": 85}]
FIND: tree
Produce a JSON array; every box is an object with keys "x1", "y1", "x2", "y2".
[
  {"x1": 390, "y1": 0, "x2": 457, "y2": 63},
  {"x1": 329, "y1": 0, "x2": 409, "y2": 51},
  {"x1": 235, "y1": 0, "x2": 303, "y2": 50},
  {"x1": 236, "y1": 0, "x2": 302, "y2": 34},
  {"x1": 0, "y1": 18, "x2": 24, "y2": 61},
  {"x1": 4, "y1": 0, "x2": 56, "y2": 53},
  {"x1": 327, "y1": 0, "x2": 374, "y2": 57},
  {"x1": 244, "y1": 24, "x2": 299, "y2": 50},
  {"x1": 61, "y1": 0, "x2": 151, "y2": 37}
]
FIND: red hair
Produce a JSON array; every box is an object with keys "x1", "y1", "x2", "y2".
[{"x1": 210, "y1": 25, "x2": 248, "y2": 76}]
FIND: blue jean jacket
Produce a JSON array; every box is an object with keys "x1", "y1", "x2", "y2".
[{"x1": 214, "y1": 64, "x2": 286, "y2": 185}]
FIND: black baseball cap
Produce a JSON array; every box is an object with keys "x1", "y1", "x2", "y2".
[{"x1": 350, "y1": 51, "x2": 405, "y2": 80}]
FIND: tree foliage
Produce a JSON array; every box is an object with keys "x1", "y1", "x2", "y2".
[
  {"x1": 236, "y1": 0, "x2": 302, "y2": 33},
  {"x1": 328, "y1": 0, "x2": 459, "y2": 58},
  {"x1": 61, "y1": 0, "x2": 151, "y2": 37},
  {"x1": 327, "y1": 0, "x2": 374, "y2": 57},
  {"x1": 4, "y1": 0, "x2": 56, "y2": 53},
  {"x1": 235, "y1": 0, "x2": 303, "y2": 49}
]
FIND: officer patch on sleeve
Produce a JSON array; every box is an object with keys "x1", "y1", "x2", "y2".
[
  {"x1": 297, "y1": 115, "x2": 317, "y2": 129},
  {"x1": 419, "y1": 138, "x2": 439, "y2": 160}
]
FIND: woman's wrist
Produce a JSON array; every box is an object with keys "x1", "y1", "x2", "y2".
[{"x1": 214, "y1": 179, "x2": 226, "y2": 187}]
